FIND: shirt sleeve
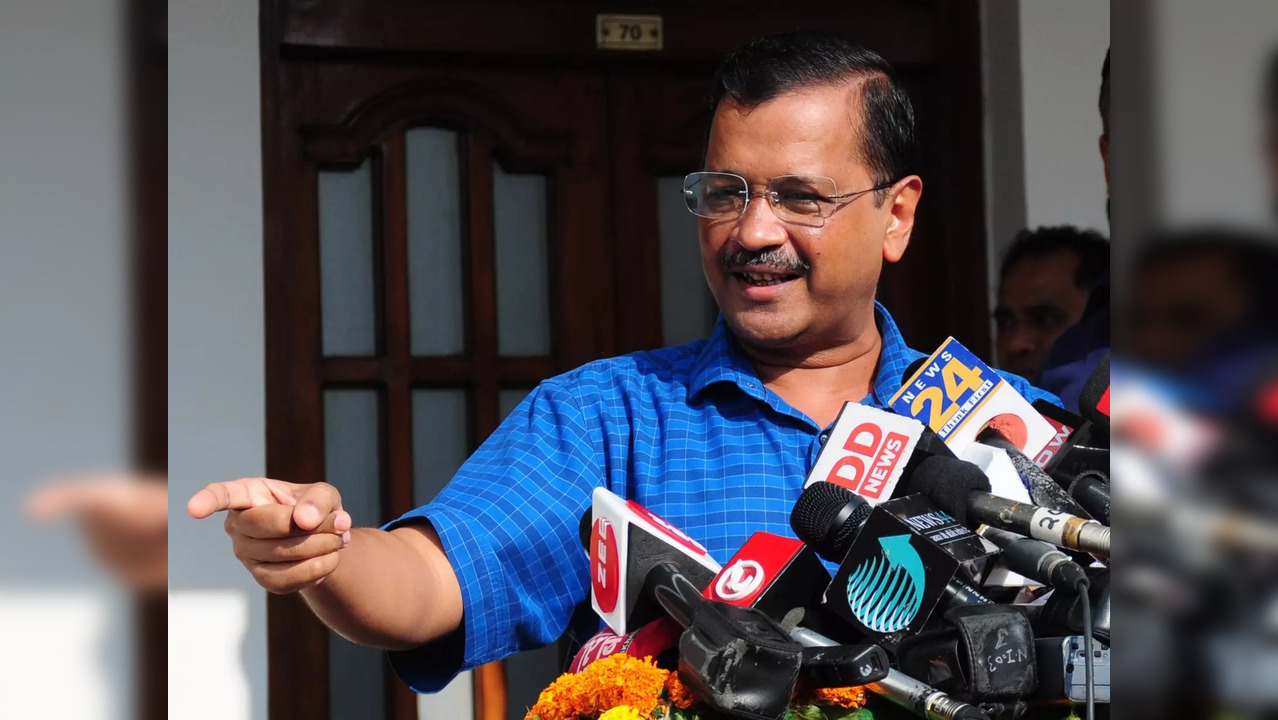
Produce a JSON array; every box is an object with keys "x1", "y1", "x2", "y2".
[
  {"x1": 994, "y1": 369, "x2": 1064, "y2": 410},
  {"x1": 381, "y1": 379, "x2": 605, "y2": 693}
]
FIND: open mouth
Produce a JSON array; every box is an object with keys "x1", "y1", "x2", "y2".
[{"x1": 733, "y1": 269, "x2": 801, "y2": 287}]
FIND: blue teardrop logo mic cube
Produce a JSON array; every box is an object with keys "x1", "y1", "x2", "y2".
[
  {"x1": 825, "y1": 505, "x2": 962, "y2": 639},
  {"x1": 845, "y1": 534, "x2": 927, "y2": 633}
]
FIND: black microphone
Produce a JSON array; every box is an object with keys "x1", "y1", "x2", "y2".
[
  {"x1": 976, "y1": 526, "x2": 1089, "y2": 591},
  {"x1": 583, "y1": 489, "x2": 804, "y2": 720},
  {"x1": 791, "y1": 483, "x2": 994, "y2": 617},
  {"x1": 704, "y1": 531, "x2": 995, "y2": 719},
  {"x1": 975, "y1": 425, "x2": 1095, "y2": 520},
  {"x1": 1068, "y1": 470, "x2": 1110, "y2": 525},
  {"x1": 904, "y1": 456, "x2": 1110, "y2": 557},
  {"x1": 1078, "y1": 353, "x2": 1110, "y2": 438}
]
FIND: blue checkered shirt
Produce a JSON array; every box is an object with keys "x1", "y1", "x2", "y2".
[{"x1": 385, "y1": 302, "x2": 1059, "y2": 692}]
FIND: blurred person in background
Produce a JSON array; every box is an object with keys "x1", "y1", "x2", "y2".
[
  {"x1": 1035, "y1": 51, "x2": 1112, "y2": 412},
  {"x1": 1122, "y1": 228, "x2": 1278, "y2": 411},
  {"x1": 994, "y1": 225, "x2": 1109, "y2": 380}
]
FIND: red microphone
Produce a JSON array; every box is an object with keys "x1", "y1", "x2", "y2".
[{"x1": 568, "y1": 616, "x2": 682, "y2": 672}]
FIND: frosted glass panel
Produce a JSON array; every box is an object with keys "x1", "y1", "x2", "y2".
[
  {"x1": 406, "y1": 128, "x2": 466, "y2": 355},
  {"x1": 498, "y1": 388, "x2": 532, "y2": 422},
  {"x1": 494, "y1": 163, "x2": 551, "y2": 356},
  {"x1": 319, "y1": 162, "x2": 377, "y2": 355},
  {"x1": 324, "y1": 389, "x2": 384, "y2": 720},
  {"x1": 412, "y1": 389, "x2": 469, "y2": 505},
  {"x1": 657, "y1": 176, "x2": 717, "y2": 345}
]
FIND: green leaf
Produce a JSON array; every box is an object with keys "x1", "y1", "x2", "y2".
[{"x1": 790, "y1": 705, "x2": 826, "y2": 720}]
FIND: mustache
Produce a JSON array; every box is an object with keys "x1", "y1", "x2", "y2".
[{"x1": 719, "y1": 248, "x2": 811, "y2": 274}]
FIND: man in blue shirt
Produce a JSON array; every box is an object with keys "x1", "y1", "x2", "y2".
[{"x1": 188, "y1": 32, "x2": 1057, "y2": 695}]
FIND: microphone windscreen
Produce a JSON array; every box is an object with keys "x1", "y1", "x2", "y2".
[
  {"x1": 901, "y1": 356, "x2": 928, "y2": 385},
  {"x1": 579, "y1": 509, "x2": 593, "y2": 551},
  {"x1": 900, "y1": 426, "x2": 956, "y2": 485},
  {"x1": 791, "y1": 482, "x2": 872, "y2": 561},
  {"x1": 900, "y1": 455, "x2": 991, "y2": 525}
]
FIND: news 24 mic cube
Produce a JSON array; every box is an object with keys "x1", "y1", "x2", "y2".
[
  {"x1": 587, "y1": 487, "x2": 721, "y2": 635},
  {"x1": 802, "y1": 402, "x2": 923, "y2": 503},
  {"x1": 889, "y1": 337, "x2": 1057, "y2": 459},
  {"x1": 824, "y1": 504, "x2": 964, "y2": 640}
]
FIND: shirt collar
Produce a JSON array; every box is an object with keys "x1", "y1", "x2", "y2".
[{"x1": 690, "y1": 301, "x2": 923, "y2": 410}]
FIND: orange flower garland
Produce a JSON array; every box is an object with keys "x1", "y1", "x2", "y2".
[
  {"x1": 525, "y1": 651, "x2": 871, "y2": 720},
  {"x1": 526, "y1": 654, "x2": 668, "y2": 720}
]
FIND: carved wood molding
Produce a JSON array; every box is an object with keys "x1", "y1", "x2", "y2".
[{"x1": 300, "y1": 79, "x2": 571, "y2": 171}]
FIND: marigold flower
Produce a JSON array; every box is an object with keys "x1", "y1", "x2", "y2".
[
  {"x1": 524, "y1": 653, "x2": 670, "y2": 720},
  {"x1": 599, "y1": 706, "x2": 644, "y2": 720},
  {"x1": 811, "y1": 685, "x2": 869, "y2": 709},
  {"x1": 663, "y1": 671, "x2": 695, "y2": 710}
]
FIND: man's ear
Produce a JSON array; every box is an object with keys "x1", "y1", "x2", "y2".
[{"x1": 883, "y1": 175, "x2": 922, "y2": 264}]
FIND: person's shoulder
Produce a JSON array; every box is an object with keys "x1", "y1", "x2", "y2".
[
  {"x1": 993, "y1": 368, "x2": 1064, "y2": 409},
  {"x1": 539, "y1": 338, "x2": 711, "y2": 399}
]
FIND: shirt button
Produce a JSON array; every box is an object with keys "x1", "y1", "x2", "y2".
[{"x1": 818, "y1": 432, "x2": 830, "y2": 445}]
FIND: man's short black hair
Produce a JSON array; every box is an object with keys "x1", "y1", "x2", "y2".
[
  {"x1": 707, "y1": 31, "x2": 917, "y2": 204},
  {"x1": 1133, "y1": 227, "x2": 1278, "y2": 320},
  {"x1": 999, "y1": 225, "x2": 1110, "y2": 291}
]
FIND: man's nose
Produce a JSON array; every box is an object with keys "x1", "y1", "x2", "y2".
[
  {"x1": 1002, "y1": 326, "x2": 1038, "y2": 354},
  {"x1": 731, "y1": 195, "x2": 788, "y2": 251}
]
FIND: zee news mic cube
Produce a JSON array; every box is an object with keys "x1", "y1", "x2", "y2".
[{"x1": 586, "y1": 487, "x2": 721, "y2": 635}]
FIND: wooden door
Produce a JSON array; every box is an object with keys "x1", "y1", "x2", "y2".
[{"x1": 259, "y1": 2, "x2": 989, "y2": 719}]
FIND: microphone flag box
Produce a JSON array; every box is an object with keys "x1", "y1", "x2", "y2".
[
  {"x1": 889, "y1": 337, "x2": 1057, "y2": 458},
  {"x1": 824, "y1": 506, "x2": 961, "y2": 640},
  {"x1": 803, "y1": 402, "x2": 923, "y2": 504},
  {"x1": 588, "y1": 487, "x2": 721, "y2": 635},
  {"x1": 880, "y1": 495, "x2": 994, "y2": 565},
  {"x1": 703, "y1": 531, "x2": 830, "y2": 620}
]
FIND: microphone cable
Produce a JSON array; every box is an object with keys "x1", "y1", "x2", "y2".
[{"x1": 1077, "y1": 578, "x2": 1095, "y2": 720}]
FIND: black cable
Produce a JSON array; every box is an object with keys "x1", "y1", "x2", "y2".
[{"x1": 1078, "y1": 580, "x2": 1095, "y2": 720}]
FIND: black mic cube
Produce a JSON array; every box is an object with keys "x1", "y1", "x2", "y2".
[
  {"x1": 825, "y1": 505, "x2": 962, "y2": 640},
  {"x1": 678, "y1": 601, "x2": 803, "y2": 720}
]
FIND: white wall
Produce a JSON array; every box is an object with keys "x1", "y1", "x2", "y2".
[
  {"x1": 168, "y1": 1, "x2": 268, "y2": 719},
  {"x1": 0, "y1": 1, "x2": 133, "y2": 718},
  {"x1": 1153, "y1": 0, "x2": 1276, "y2": 228},
  {"x1": 981, "y1": 0, "x2": 1110, "y2": 316},
  {"x1": 1017, "y1": 0, "x2": 1111, "y2": 236}
]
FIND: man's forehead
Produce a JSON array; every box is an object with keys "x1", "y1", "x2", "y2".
[{"x1": 705, "y1": 85, "x2": 866, "y2": 175}]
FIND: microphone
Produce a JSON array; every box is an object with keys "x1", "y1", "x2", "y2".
[
  {"x1": 905, "y1": 456, "x2": 1110, "y2": 557},
  {"x1": 702, "y1": 531, "x2": 891, "y2": 687},
  {"x1": 1078, "y1": 353, "x2": 1110, "y2": 435},
  {"x1": 976, "y1": 526, "x2": 1089, "y2": 591},
  {"x1": 585, "y1": 487, "x2": 721, "y2": 634},
  {"x1": 702, "y1": 527, "x2": 994, "y2": 718},
  {"x1": 584, "y1": 490, "x2": 805, "y2": 720},
  {"x1": 568, "y1": 617, "x2": 682, "y2": 672},
  {"x1": 803, "y1": 401, "x2": 924, "y2": 502},
  {"x1": 790, "y1": 482, "x2": 994, "y2": 639},
  {"x1": 792, "y1": 625, "x2": 993, "y2": 720},
  {"x1": 974, "y1": 425, "x2": 1095, "y2": 519},
  {"x1": 890, "y1": 337, "x2": 1059, "y2": 458},
  {"x1": 1068, "y1": 470, "x2": 1110, "y2": 525},
  {"x1": 703, "y1": 531, "x2": 831, "y2": 624}
]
